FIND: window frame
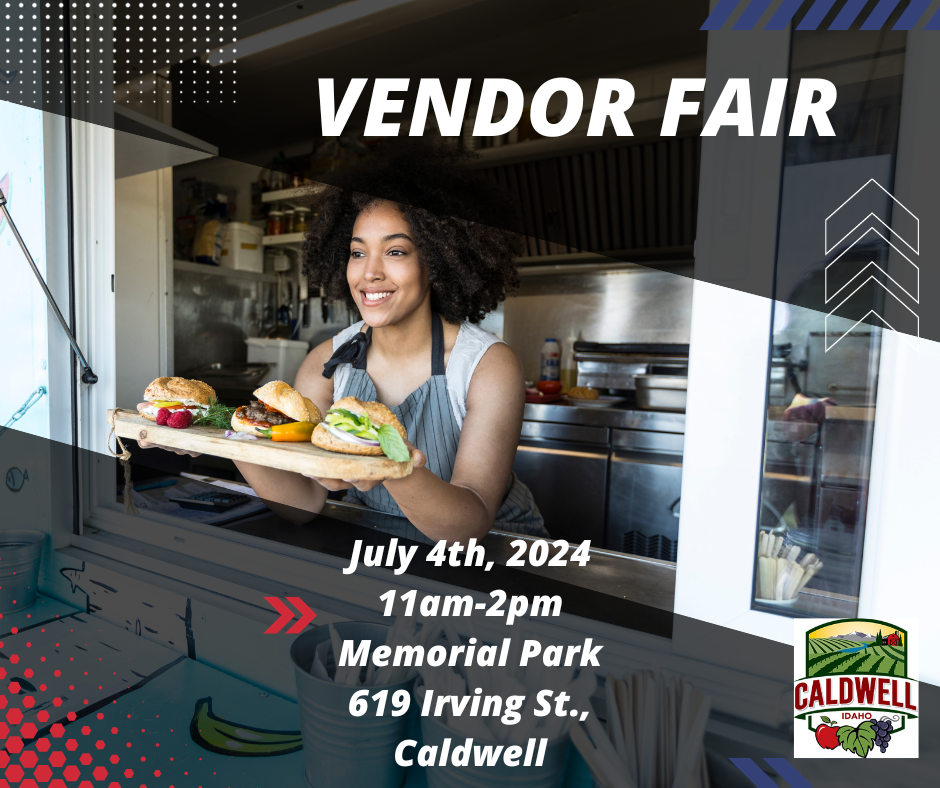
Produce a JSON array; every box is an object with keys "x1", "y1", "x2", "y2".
[{"x1": 676, "y1": 26, "x2": 933, "y2": 682}]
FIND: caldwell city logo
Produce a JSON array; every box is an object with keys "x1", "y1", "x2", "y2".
[{"x1": 794, "y1": 618, "x2": 918, "y2": 758}]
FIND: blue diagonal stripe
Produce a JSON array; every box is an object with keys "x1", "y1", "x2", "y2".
[
  {"x1": 701, "y1": 0, "x2": 742, "y2": 29},
  {"x1": 926, "y1": 6, "x2": 940, "y2": 28},
  {"x1": 733, "y1": 0, "x2": 774, "y2": 29},
  {"x1": 765, "y1": 758, "x2": 814, "y2": 788},
  {"x1": 728, "y1": 759, "x2": 778, "y2": 787},
  {"x1": 861, "y1": 0, "x2": 900, "y2": 29},
  {"x1": 894, "y1": 0, "x2": 931, "y2": 29},
  {"x1": 796, "y1": 0, "x2": 837, "y2": 29},
  {"x1": 829, "y1": 0, "x2": 867, "y2": 28},
  {"x1": 766, "y1": 0, "x2": 807, "y2": 29}
]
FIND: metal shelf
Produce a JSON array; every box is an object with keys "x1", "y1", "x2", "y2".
[
  {"x1": 260, "y1": 185, "x2": 323, "y2": 203},
  {"x1": 173, "y1": 259, "x2": 277, "y2": 283},
  {"x1": 262, "y1": 233, "x2": 304, "y2": 248}
]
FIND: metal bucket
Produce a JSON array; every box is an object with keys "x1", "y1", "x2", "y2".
[
  {"x1": 0, "y1": 530, "x2": 45, "y2": 613},
  {"x1": 420, "y1": 714, "x2": 570, "y2": 788},
  {"x1": 291, "y1": 622, "x2": 417, "y2": 788}
]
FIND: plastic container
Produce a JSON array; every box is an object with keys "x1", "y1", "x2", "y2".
[
  {"x1": 290, "y1": 623, "x2": 417, "y2": 788},
  {"x1": 420, "y1": 713, "x2": 570, "y2": 788},
  {"x1": 245, "y1": 337, "x2": 310, "y2": 386},
  {"x1": 561, "y1": 330, "x2": 578, "y2": 392},
  {"x1": 0, "y1": 530, "x2": 45, "y2": 613},
  {"x1": 220, "y1": 223, "x2": 264, "y2": 272},
  {"x1": 539, "y1": 338, "x2": 560, "y2": 381}
]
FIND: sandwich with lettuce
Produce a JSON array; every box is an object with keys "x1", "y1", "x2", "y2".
[{"x1": 312, "y1": 396, "x2": 410, "y2": 461}]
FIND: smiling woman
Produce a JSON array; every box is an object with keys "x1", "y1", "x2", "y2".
[{"x1": 228, "y1": 140, "x2": 548, "y2": 544}]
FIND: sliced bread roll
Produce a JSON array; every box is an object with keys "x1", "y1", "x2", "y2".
[
  {"x1": 253, "y1": 380, "x2": 322, "y2": 423},
  {"x1": 312, "y1": 396, "x2": 407, "y2": 456}
]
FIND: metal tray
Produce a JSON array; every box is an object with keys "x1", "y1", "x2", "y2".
[{"x1": 635, "y1": 375, "x2": 688, "y2": 412}]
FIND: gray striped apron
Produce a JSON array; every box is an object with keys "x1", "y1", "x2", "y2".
[{"x1": 325, "y1": 314, "x2": 547, "y2": 544}]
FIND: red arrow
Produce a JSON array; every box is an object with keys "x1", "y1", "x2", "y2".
[
  {"x1": 264, "y1": 597, "x2": 295, "y2": 634},
  {"x1": 285, "y1": 597, "x2": 317, "y2": 633}
]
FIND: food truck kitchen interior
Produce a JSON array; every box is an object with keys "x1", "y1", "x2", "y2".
[{"x1": 2, "y1": 0, "x2": 938, "y2": 783}]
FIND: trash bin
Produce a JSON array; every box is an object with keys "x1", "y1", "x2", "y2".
[{"x1": 0, "y1": 529, "x2": 45, "y2": 613}]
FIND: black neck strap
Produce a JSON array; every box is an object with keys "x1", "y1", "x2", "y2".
[{"x1": 348, "y1": 312, "x2": 446, "y2": 375}]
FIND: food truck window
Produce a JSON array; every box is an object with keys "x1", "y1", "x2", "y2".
[
  {"x1": 0, "y1": 107, "x2": 76, "y2": 542},
  {"x1": 0, "y1": 106, "x2": 56, "y2": 443},
  {"x1": 751, "y1": 29, "x2": 906, "y2": 618}
]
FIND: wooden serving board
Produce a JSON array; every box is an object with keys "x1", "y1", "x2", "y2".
[{"x1": 109, "y1": 411, "x2": 414, "y2": 481}]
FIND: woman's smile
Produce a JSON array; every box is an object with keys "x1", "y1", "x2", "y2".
[{"x1": 360, "y1": 288, "x2": 396, "y2": 307}]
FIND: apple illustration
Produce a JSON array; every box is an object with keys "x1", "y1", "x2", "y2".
[{"x1": 815, "y1": 719, "x2": 840, "y2": 749}]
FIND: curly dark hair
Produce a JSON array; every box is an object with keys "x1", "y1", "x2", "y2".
[{"x1": 300, "y1": 139, "x2": 524, "y2": 324}]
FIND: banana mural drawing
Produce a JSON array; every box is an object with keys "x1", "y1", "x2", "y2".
[{"x1": 190, "y1": 696, "x2": 303, "y2": 756}]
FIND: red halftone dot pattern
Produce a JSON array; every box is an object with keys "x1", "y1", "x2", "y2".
[
  {"x1": 20, "y1": 750, "x2": 39, "y2": 768},
  {"x1": 1, "y1": 620, "x2": 202, "y2": 788}
]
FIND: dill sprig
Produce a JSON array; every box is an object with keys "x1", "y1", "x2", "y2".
[{"x1": 192, "y1": 399, "x2": 237, "y2": 430}]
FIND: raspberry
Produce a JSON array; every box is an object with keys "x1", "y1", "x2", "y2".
[
  {"x1": 155, "y1": 408, "x2": 170, "y2": 426},
  {"x1": 166, "y1": 409, "x2": 193, "y2": 429}
]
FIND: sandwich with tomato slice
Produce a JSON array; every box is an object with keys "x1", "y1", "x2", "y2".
[
  {"x1": 137, "y1": 377, "x2": 217, "y2": 421},
  {"x1": 231, "y1": 380, "x2": 322, "y2": 441}
]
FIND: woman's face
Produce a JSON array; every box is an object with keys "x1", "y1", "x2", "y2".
[{"x1": 347, "y1": 200, "x2": 430, "y2": 328}]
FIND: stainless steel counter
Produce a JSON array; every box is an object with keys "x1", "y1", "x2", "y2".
[
  {"x1": 516, "y1": 402, "x2": 687, "y2": 560},
  {"x1": 523, "y1": 402, "x2": 686, "y2": 433}
]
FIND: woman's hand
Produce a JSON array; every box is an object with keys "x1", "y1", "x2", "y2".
[
  {"x1": 305, "y1": 442, "x2": 426, "y2": 493},
  {"x1": 136, "y1": 439, "x2": 202, "y2": 459}
]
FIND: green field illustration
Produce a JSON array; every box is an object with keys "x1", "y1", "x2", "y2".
[{"x1": 806, "y1": 629, "x2": 906, "y2": 678}]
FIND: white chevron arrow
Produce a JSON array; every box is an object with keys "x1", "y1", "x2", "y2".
[
  {"x1": 826, "y1": 275, "x2": 919, "y2": 352},
  {"x1": 825, "y1": 227, "x2": 919, "y2": 305},
  {"x1": 826, "y1": 177, "x2": 919, "y2": 256}
]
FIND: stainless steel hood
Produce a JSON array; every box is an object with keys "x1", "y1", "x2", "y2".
[{"x1": 115, "y1": 105, "x2": 218, "y2": 179}]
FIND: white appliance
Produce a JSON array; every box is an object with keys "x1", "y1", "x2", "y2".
[{"x1": 245, "y1": 337, "x2": 310, "y2": 386}]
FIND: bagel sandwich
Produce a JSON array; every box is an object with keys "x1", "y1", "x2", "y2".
[
  {"x1": 312, "y1": 397, "x2": 410, "y2": 461},
  {"x1": 231, "y1": 381, "x2": 322, "y2": 441},
  {"x1": 137, "y1": 377, "x2": 217, "y2": 421}
]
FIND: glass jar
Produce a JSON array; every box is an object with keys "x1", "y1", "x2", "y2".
[
  {"x1": 267, "y1": 210, "x2": 283, "y2": 236},
  {"x1": 294, "y1": 206, "x2": 309, "y2": 234},
  {"x1": 283, "y1": 208, "x2": 295, "y2": 235}
]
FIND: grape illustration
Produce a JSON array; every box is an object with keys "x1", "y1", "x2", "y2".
[{"x1": 874, "y1": 717, "x2": 895, "y2": 753}]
